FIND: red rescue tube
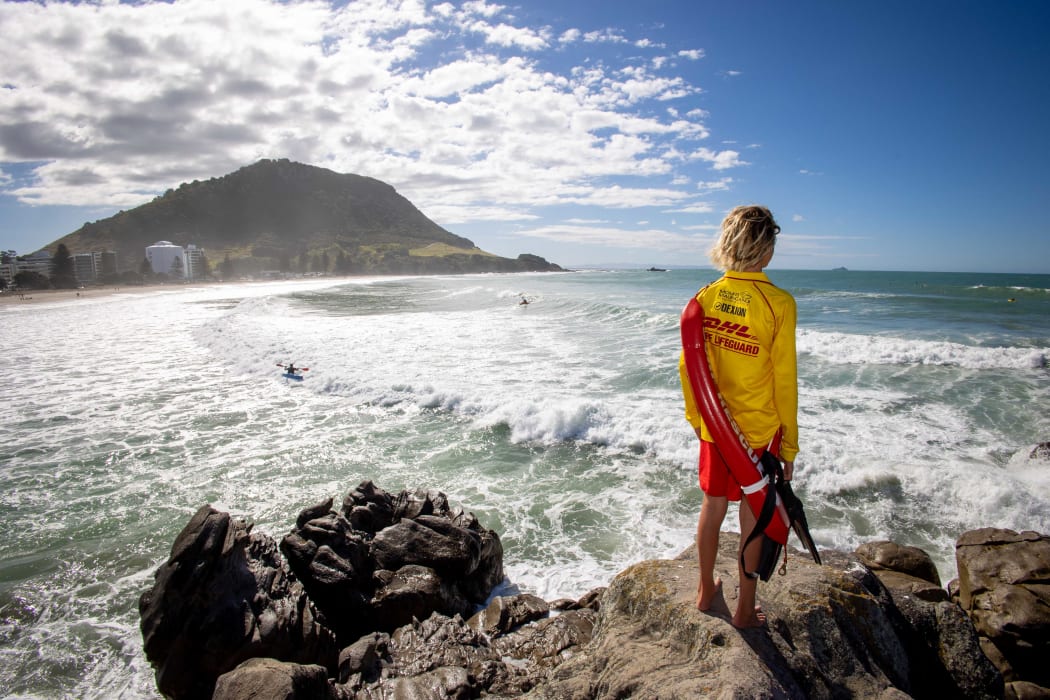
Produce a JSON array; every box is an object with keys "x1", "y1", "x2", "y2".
[{"x1": 680, "y1": 296, "x2": 790, "y2": 546}]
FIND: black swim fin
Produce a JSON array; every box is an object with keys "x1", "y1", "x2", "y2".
[
  {"x1": 758, "y1": 451, "x2": 821, "y2": 566},
  {"x1": 777, "y1": 479, "x2": 821, "y2": 565}
]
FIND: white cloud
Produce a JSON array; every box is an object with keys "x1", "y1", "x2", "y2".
[
  {"x1": 469, "y1": 21, "x2": 549, "y2": 50},
  {"x1": 667, "y1": 203, "x2": 715, "y2": 214},
  {"x1": 0, "y1": 0, "x2": 742, "y2": 246},
  {"x1": 678, "y1": 49, "x2": 704, "y2": 60},
  {"x1": 558, "y1": 28, "x2": 581, "y2": 44},
  {"x1": 690, "y1": 148, "x2": 748, "y2": 170},
  {"x1": 696, "y1": 177, "x2": 733, "y2": 191},
  {"x1": 461, "y1": 0, "x2": 504, "y2": 19},
  {"x1": 582, "y1": 28, "x2": 628, "y2": 44}
]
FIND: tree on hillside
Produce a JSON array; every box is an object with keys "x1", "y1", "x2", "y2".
[
  {"x1": 198, "y1": 253, "x2": 212, "y2": 279},
  {"x1": 50, "y1": 244, "x2": 77, "y2": 288},
  {"x1": 321, "y1": 250, "x2": 330, "y2": 273},
  {"x1": 219, "y1": 254, "x2": 235, "y2": 279},
  {"x1": 140, "y1": 257, "x2": 152, "y2": 276}
]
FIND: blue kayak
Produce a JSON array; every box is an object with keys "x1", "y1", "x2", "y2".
[{"x1": 282, "y1": 372, "x2": 304, "y2": 381}]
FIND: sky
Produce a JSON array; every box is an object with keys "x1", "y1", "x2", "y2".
[{"x1": 1, "y1": 0, "x2": 1048, "y2": 273}]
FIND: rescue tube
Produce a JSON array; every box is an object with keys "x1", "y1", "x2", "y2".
[{"x1": 680, "y1": 295, "x2": 790, "y2": 580}]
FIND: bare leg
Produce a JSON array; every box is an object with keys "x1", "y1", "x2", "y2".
[
  {"x1": 696, "y1": 494, "x2": 728, "y2": 610},
  {"x1": 732, "y1": 497, "x2": 767, "y2": 628}
]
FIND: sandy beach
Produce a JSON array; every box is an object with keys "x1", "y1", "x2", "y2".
[
  {"x1": 0, "y1": 277, "x2": 365, "y2": 308},
  {"x1": 0, "y1": 283, "x2": 209, "y2": 306}
]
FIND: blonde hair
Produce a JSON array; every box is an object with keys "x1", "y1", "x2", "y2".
[{"x1": 709, "y1": 205, "x2": 780, "y2": 271}]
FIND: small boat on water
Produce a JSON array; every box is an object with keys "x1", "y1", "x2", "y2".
[{"x1": 647, "y1": 266, "x2": 668, "y2": 272}]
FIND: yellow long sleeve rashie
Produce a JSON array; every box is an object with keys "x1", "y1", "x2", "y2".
[{"x1": 678, "y1": 271, "x2": 799, "y2": 462}]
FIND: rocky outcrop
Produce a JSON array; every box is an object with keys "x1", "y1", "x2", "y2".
[
  {"x1": 279, "y1": 481, "x2": 504, "y2": 644},
  {"x1": 138, "y1": 505, "x2": 338, "y2": 700},
  {"x1": 212, "y1": 658, "x2": 334, "y2": 700},
  {"x1": 140, "y1": 481, "x2": 504, "y2": 699},
  {"x1": 141, "y1": 482, "x2": 1049, "y2": 700},
  {"x1": 953, "y1": 528, "x2": 1050, "y2": 699},
  {"x1": 530, "y1": 537, "x2": 1000, "y2": 699},
  {"x1": 857, "y1": 540, "x2": 1002, "y2": 699}
]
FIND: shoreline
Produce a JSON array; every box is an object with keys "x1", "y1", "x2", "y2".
[
  {"x1": 0, "y1": 278, "x2": 357, "y2": 307},
  {"x1": 0, "y1": 282, "x2": 225, "y2": 306},
  {"x1": 0, "y1": 271, "x2": 565, "y2": 308}
]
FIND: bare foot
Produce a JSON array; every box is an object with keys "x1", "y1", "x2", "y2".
[
  {"x1": 731, "y1": 606, "x2": 767, "y2": 629},
  {"x1": 696, "y1": 577, "x2": 723, "y2": 611}
]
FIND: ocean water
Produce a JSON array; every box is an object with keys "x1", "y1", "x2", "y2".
[{"x1": 1, "y1": 269, "x2": 1048, "y2": 698}]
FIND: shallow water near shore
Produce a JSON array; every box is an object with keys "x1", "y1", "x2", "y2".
[{"x1": 1, "y1": 269, "x2": 1049, "y2": 697}]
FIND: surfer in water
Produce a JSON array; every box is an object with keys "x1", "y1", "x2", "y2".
[{"x1": 679, "y1": 205, "x2": 800, "y2": 629}]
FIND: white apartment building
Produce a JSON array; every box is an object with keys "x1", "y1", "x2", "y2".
[
  {"x1": 145, "y1": 241, "x2": 186, "y2": 278},
  {"x1": 15, "y1": 250, "x2": 52, "y2": 277},
  {"x1": 145, "y1": 241, "x2": 207, "y2": 280}
]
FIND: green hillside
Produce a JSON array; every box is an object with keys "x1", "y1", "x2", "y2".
[{"x1": 49, "y1": 159, "x2": 561, "y2": 276}]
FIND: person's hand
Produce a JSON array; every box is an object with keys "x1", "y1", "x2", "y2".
[{"x1": 783, "y1": 460, "x2": 794, "y2": 481}]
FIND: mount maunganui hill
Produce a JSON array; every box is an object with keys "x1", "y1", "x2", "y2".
[{"x1": 50, "y1": 159, "x2": 562, "y2": 276}]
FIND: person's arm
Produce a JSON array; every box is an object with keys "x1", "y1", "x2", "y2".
[
  {"x1": 678, "y1": 351, "x2": 704, "y2": 432},
  {"x1": 771, "y1": 295, "x2": 799, "y2": 465}
]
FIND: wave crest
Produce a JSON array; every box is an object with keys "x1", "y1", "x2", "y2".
[{"x1": 798, "y1": 330, "x2": 1048, "y2": 369}]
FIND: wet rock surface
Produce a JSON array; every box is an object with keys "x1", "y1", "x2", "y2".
[{"x1": 953, "y1": 528, "x2": 1050, "y2": 699}]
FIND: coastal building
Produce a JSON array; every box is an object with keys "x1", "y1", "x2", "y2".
[
  {"x1": 144, "y1": 241, "x2": 207, "y2": 280},
  {"x1": 0, "y1": 250, "x2": 50, "y2": 286},
  {"x1": 145, "y1": 241, "x2": 186, "y2": 278},
  {"x1": 0, "y1": 248, "x2": 120, "y2": 287},
  {"x1": 100, "y1": 251, "x2": 118, "y2": 278},
  {"x1": 184, "y1": 245, "x2": 206, "y2": 281},
  {"x1": 16, "y1": 251, "x2": 53, "y2": 277},
  {"x1": 73, "y1": 252, "x2": 101, "y2": 283}
]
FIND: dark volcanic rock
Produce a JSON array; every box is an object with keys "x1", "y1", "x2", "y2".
[
  {"x1": 212, "y1": 658, "x2": 335, "y2": 700},
  {"x1": 334, "y1": 598, "x2": 598, "y2": 699},
  {"x1": 138, "y1": 505, "x2": 337, "y2": 700},
  {"x1": 279, "y1": 481, "x2": 504, "y2": 644}
]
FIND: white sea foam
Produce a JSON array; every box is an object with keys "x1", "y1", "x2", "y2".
[{"x1": 798, "y1": 329, "x2": 1048, "y2": 369}]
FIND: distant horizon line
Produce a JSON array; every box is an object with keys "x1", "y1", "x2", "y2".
[{"x1": 567, "y1": 264, "x2": 1050, "y2": 276}]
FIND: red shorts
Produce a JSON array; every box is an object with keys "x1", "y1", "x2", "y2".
[{"x1": 698, "y1": 435, "x2": 781, "y2": 501}]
